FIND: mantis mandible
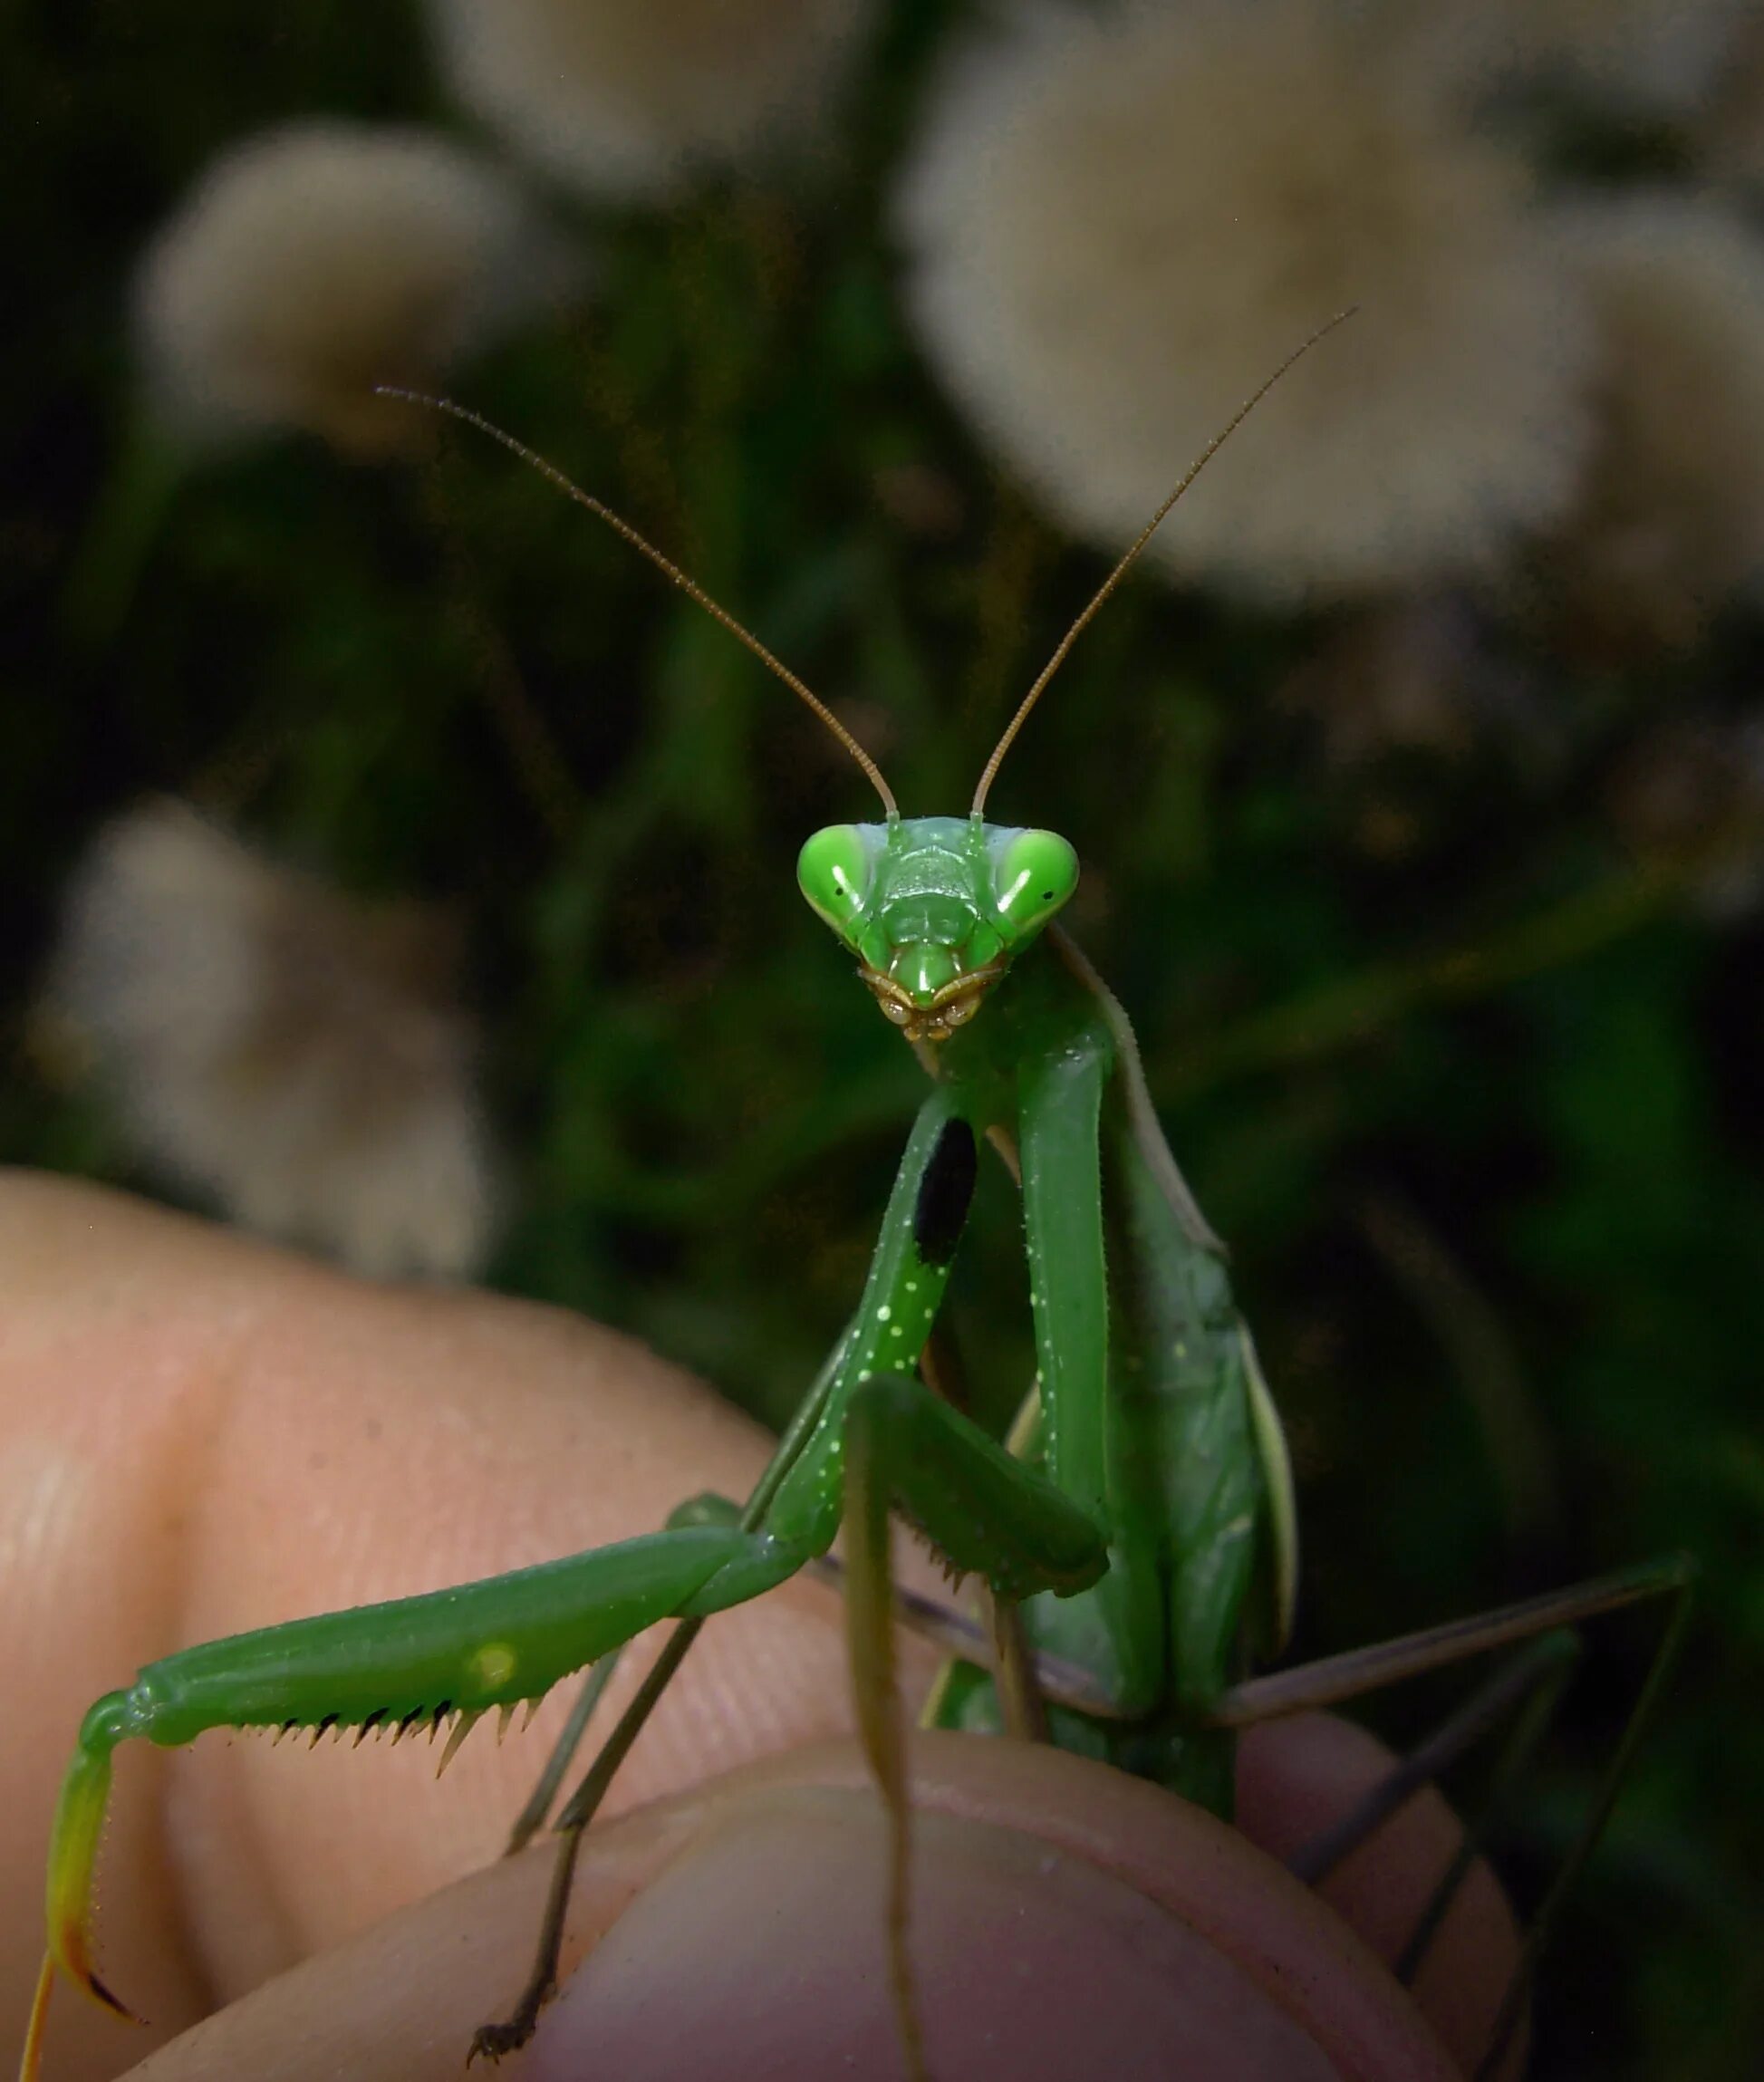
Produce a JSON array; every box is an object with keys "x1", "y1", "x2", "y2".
[{"x1": 22, "y1": 314, "x2": 1692, "y2": 2082}]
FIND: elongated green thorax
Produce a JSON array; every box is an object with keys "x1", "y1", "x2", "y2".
[{"x1": 797, "y1": 814, "x2": 1079, "y2": 1042}]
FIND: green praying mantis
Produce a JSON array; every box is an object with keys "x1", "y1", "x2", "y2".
[{"x1": 22, "y1": 318, "x2": 1693, "y2": 2082}]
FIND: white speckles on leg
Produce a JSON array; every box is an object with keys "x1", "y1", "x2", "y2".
[{"x1": 877, "y1": 1305, "x2": 892, "y2": 1323}]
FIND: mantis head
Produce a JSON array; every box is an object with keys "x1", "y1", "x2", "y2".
[
  {"x1": 798, "y1": 815, "x2": 1078, "y2": 1042},
  {"x1": 379, "y1": 313, "x2": 1349, "y2": 1047}
]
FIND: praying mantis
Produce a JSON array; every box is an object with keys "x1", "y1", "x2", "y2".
[{"x1": 20, "y1": 319, "x2": 1693, "y2": 2082}]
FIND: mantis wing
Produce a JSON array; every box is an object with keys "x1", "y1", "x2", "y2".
[{"x1": 1054, "y1": 925, "x2": 1298, "y2": 1663}]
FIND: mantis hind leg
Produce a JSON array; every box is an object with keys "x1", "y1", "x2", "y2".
[{"x1": 1214, "y1": 1554, "x2": 1696, "y2": 2082}]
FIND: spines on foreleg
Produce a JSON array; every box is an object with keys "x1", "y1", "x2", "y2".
[{"x1": 31, "y1": 1521, "x2": 751, "y2": 2043}]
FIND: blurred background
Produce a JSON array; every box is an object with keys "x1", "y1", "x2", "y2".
[{"x1": 5, "y1": 3, "x2": 1763, "y2": 2072}]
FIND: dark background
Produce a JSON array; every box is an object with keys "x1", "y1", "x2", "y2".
[{"x1": 4, "y1": 5, "x2": 1761, "y2": 2074}]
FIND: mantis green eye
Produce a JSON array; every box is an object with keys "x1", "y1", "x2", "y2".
[
  {"x1": 988, "y1": 828, "x2": 1079, "y2": 942},
  {"x1": 797, "y1": 824, "x2": 877, "y2": 940}
]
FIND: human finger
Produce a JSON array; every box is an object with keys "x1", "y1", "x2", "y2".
[{"x1": 123, "y1": 1730, "x2": 1509, "y2": 2082}]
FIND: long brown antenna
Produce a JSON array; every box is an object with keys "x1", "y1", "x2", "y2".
[
  {"x1": 969, "y1": 307, "x2": 1358, "y2": 819},
  {"x1": 379, "y1": 387, "x2": 899, "y2": 817}
]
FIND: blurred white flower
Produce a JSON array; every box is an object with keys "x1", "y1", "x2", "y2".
[
  {"x1": 429, "y1": 0, "x2": 875, "y2": 202},
  {"x1": 135, "y1": 121, "x2": 574, "y2": 457},
  {"x1": 894, "y1": 0, "x2": 1593, "y2": 600},
  {"x1": 1536, "y1": 196, "x2": 1764, "y2": 654},
  {"x1": 43, "y1": 802, "x2": 499, "y2": 1280}
]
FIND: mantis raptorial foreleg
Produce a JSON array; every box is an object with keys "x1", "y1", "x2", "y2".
[
  {"x1": 27, "y1": 1091, "x2": 1111, "y2": 2079},
  {"x1": 459, "y1": 1089, "x2": 1111, "y2": 2069}
]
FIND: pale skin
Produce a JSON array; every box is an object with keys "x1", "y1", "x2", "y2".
[{"x1": 0, "y1": 1171, "x2": 1519, "y2": 2081}]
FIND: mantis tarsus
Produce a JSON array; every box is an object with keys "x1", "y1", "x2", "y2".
[{"x1": 22, "y1": 315, "x2": 1693, "y2": 2082}]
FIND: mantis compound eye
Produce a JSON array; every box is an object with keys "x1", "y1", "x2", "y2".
[
  {"x1": 797, "y1": 824, "x2": 879, "y2": 942},
  {"x1": 987, "y1": 827, "x2": 1079, "y2": 942}
]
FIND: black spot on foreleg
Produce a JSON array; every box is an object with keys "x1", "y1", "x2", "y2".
[{"x1": 914, "y1": 1116, "x2": 977, "y2": 1268}]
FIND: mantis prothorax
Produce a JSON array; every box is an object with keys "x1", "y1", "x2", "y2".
[{"x1": 22, "y1": 312, "x2": 1693, "y2": 2082}]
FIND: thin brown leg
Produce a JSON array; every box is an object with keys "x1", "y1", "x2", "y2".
[
  {"x1": 1211, "y1": 1555, "x2": 1696, "y2": 2082},
  {"x1": 501, "y1": 1650, "x2": 625, "y2": 1856},
  {"x1": 984, "y1": 1587, "x2": 1052, "y2": 1743},
  {"x1": 1285, "y1": 1631, "x2": 1578, "y2": 1887},
  {"x1": 469, "y1": 1617, "x2": 706, "y2": 2062},
  {"x1": 1209, "y1": 1558, "x2": 1691, "y2": 1728}
]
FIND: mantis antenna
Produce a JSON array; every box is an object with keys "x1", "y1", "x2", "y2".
[
  {"x1": 377, "y1": 387, "x2": 900, "y2": 818},
  {"x1": 969, "y1": 306, "x2": 1359, "y2": 820}
]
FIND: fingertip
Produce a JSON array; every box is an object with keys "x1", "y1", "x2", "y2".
[
  {"x1": 117, "y1": 1734, "x2": 1477, "y2": 2082},
  {"x1": 1237, "y1": 1713, "x2": 1525, "y2": 2079},
  {"x1": 525, "y1": 1733, "x2": 1481, "y2": 2082},
  {"x1": 528, "y1": 1781, "x2": 1342, "y2": 2082}
]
